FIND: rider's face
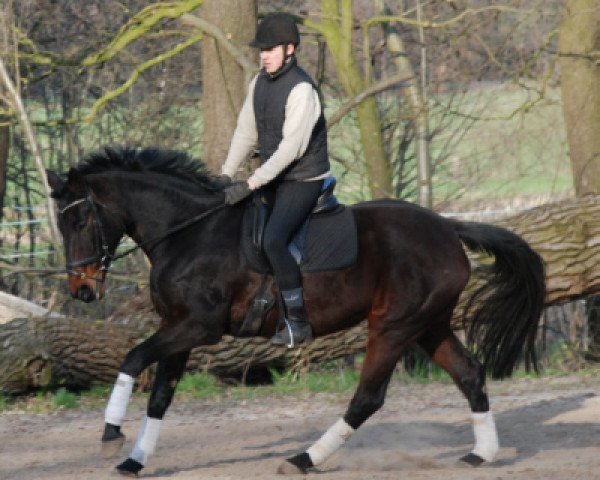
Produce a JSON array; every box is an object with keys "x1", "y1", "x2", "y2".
[{"x1": 260, "y1": 44, "x2": 294, "y2": 74}]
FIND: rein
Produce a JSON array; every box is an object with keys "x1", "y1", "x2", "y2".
[
  {"x1": 111, "y1": 202, "x2": 227, "y2": 261},
  {"x1": 61, "y1": 193, "x2": 227, "y2": 282}
]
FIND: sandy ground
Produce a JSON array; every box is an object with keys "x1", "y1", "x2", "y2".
[{"x1": 1, "y1": 374, "x2": 600, "y2": 480}]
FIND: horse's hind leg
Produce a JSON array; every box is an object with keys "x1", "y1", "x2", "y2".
[
  {"x1": 280, "y1": 334, "x2": 401, "y2": 474},
  {"x1": 418, "y1": 325, "x2": 498, "y2": 466},
  {"x1": 109, "y1": 350, "x2": 190, "y2": 476}
]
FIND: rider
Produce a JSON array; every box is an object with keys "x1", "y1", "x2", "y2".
[{"x1": 220, "y1": 12, "x2": 331, "y2": 348}]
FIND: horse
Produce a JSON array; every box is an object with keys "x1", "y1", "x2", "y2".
[{"x1": 46, "y1": 146, "x2": 546, "y2": 477}]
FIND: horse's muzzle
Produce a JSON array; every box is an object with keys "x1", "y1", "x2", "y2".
[
  {"x1": 75, "y1": 284, "x2": 97, "y2": 303},
  {"x1": 68, "y1": 265, "x2": 106, "y2": 302}
]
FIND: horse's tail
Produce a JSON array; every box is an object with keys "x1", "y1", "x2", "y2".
[{"x1": 453, "y1": 220, "x2": 546, "y2": 379}]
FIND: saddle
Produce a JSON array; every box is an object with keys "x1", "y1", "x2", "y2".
[
  {"x1": 241, "y1": 177, "x2": 358, "y2": 274},
  {"x1": 237, "y1": 177, "x2": 358, "y2": 337}
]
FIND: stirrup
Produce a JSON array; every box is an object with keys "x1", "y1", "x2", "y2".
[{"x1": 270, "y1": 318, "x2": 313, "y2": 348}]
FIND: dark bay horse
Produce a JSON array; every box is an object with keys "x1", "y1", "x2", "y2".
[{"x1": 46, "y1": 147, "x2": 545, "y2": 476}]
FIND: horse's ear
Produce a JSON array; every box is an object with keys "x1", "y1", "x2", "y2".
[
  {"x1": 67, "y1": 167, "x2": 86, "y2": 195},
  {"x1": 46, "y1": 170, "x2": 64, "y2": 197}
]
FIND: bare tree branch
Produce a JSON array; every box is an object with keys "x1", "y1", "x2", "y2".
[
  {"x1": 81, "y1": 0, "x2": 207, "y2": 67},
  {"x1": 327, "y1": 72, "x2": 414, "y2": 128},
  {"x1": 83, "y1": 33, "x2": 204, "y2": 122}
]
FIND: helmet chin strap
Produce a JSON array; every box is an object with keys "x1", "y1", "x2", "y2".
[
  {"x1": 269, "y1": 44, "x2": 294, "y2": 77},
  {"x1": 284, "y1": 43, "x2": 294, "y2": 61}
]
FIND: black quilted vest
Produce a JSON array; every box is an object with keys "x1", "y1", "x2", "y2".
[{"x1": 253, "y1": 57, "x2": 329, "y2": 181}]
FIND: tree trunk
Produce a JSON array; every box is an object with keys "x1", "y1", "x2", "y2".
[
  {"x1": 374, "y1": 0, "x2": 431, "y2": 207},
  {"x1": 558, "y1": 0, "x2": 600, "y2": 195},
  {"x1": 4, "y1": 195, "x2": 600, "y2": 394},
  {"x1": 314, "y1": 0, "x2": 392, "y2": 198},
  {"x1": 200, "y1": 0, "x2": 256, "y2": 174},
  {"x1": 0, "y1": 119, "x2": 8, "y2": 225},
  {"x1": 494, "y1": 195, "x2": 600, "y2": 304},
  {"x1": 558, "y1": 0, "x2": 600, "y2": 364},
  {"x1": 0, "y1": 314, "x2": 367, "y2": 395}
]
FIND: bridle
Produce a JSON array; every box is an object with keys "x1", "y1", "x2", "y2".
[
  {"x1": 59, "y1": 192, "x2": 227, "y2": 285},
  {"x1": 60, "y1": 194, "x2": 113, "y2": 283}
]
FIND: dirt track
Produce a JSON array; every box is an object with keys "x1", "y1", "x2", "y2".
[{"x1": 1, "y1": 373, "x2": 600, "y2": 480}]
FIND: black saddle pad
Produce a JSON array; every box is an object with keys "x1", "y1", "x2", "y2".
[{"x1": 241, "y1": 202, "x2": 358, "y2": 274}]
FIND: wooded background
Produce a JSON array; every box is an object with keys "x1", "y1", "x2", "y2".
[{"x1": 1, "y1": 0, "x2": 600, "y2": 392}]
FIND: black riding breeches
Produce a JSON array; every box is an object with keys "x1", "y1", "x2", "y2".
[{"x1": 262, "y1": 179, "x2": 324, "y2": 291}]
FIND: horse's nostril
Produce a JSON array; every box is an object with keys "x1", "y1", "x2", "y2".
[{"x1": 77, "y1": 285, "x2": 96, "y2": 303}]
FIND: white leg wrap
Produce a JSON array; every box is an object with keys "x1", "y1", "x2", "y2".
[
  {"x1": 306, "y1": 418, "x2": 355, "y2": 466},
  {"x1": 471, "y1": 411, "x2": 499, "y2": 462},
  {"x1": 104, "y1": 372, "x2": 135, "y2": 426},
  {"x1": 130, "y1": 416, "x2": 162, "y2": 465}
]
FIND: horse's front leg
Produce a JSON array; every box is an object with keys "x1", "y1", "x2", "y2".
[
  {"x1": 101, "y1": 338, "x2": 154, "y2": 460},
  {"x1": 113, "y1": 350, "x2": 190, "y2": 476},
  {"x1": 101, "y1": 327, "x2": 201, "y2": 460}
]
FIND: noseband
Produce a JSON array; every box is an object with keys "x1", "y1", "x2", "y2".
[{"x1": 60, "y1": 194, "x2": 113, "y2": 283}]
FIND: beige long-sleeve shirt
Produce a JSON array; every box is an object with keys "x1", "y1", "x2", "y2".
[{"x1": 221, "y1": 74, "x2": 330, "y2": 188}]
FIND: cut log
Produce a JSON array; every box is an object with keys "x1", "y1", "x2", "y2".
[{"x1": 0, "y1": 313, "x2": 366, "y2": 395}]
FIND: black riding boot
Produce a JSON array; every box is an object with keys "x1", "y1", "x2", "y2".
[{"x1": 270, "y1": 287, "x2": 313, "y2": 348}]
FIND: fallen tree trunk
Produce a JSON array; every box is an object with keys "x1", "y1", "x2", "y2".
[
  {"x1": 0, "y1": 314, "x2": 367, "y2": 394},
  {"x1": 496, "y1": 194, "x2": 600, "y2": 304},
  {"x1": 2, "y1": 195, "x2": 600, "y2": 394}
]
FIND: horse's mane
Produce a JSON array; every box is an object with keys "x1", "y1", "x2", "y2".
[{"x1": 75, "y1": 146, "x2": 219, "y2": 189}]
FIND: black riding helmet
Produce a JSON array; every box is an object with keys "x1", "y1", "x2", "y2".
[{"x1": 249, "y1": 13, "x2": 300, "y2": 49}]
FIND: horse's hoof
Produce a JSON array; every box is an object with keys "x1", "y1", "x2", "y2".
[
  {"x1": 277, "y1": 453, "x2": 312, "y2": 475},
  {"x1": 102, "y1": 423, "x2": 125, "y2": 459},
  {"x1": 116, "y1": 458, "x2": 143, "y2": 477},
  {"x1": 101, "y1": 435, "x2": 125, "y2": 459},
  {"x1": 276, "y1": 460, "x2": 306, "y2": 475},
  {"x1": 459, "y1": 452, "x2": 485, "y2": 467}
]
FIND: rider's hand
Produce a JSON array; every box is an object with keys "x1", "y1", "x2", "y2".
[
  {"x1": 213, "y1": 174, "x2": 232, "y2": 189},
  {"x1": 224, "y1": 181, "x2": 252, "y2": 205}
]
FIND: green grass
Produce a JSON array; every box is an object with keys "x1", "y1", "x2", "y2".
[
  {"x1": 0, "y1": 387, "x2": 79, "y2": 413},
  {"x1": 175, "y1": 367, "x2": 361, "y2": 403},
  {"x1": 0, "y1": 344, "x2": 594, "y2": 414},
  {"x1": 269, "y1": 367, "x2": 361, "y2": 394},
  {"x1": 397, "y1": 363, "x2": 452, "y2": 384},
  {"x1": 0, "y1": 366, "x2": 361, "y2": 414},
  {"x1": 428, "y1": 86, "x2": 572, "y2": 205},
  {"x1": 326, "y1": 84, "x2": 573, "y2": 206},
  {"x1": 176, "y1": 372, "x2": 224, "y2": 399},
  {"x1": 51, "y1": 388, "x2": 79, "y2": 409}
]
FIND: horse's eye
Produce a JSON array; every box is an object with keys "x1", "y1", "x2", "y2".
[
  {"x1": 73, "y1": 211, "x2": 90, "y2": 231},
  {"x1": 76, "y1": 219, "x2": 88, "y2": 230}
]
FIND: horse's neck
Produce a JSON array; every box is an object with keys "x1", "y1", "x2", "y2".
[
  {"x1": 124, "y1": 192, "x2": 243, "y2": 268},
  {"x1": 94, "y1": 174, "x2": 220, "y2": 248},
  {"x1": 132, "y1": 195, "x2": 215, "y2": 241}
]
